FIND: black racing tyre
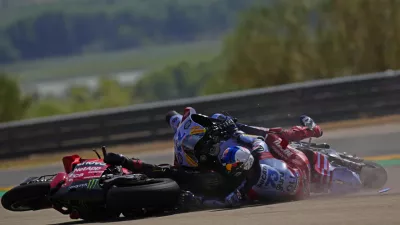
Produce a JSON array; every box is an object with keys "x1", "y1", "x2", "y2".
[
  {"x1": 106, "y1": 178, "x2": 181, "y2": 211},
  {"x1": 360, "y1": 161, "x2": 388, "y2": 189},
  {"x1": 1, "y1": 182, "x2": 52, "y2": 211}
]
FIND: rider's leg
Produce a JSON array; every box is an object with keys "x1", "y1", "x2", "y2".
[
  {"x1": 264, "y1": 133, "x2": 311, "y2": 199},
  {"x1": 309, "y1": 152, "x2": 333, "y2": 193},
  {"x1": 269, "y1": 125, "x2": 323, "y2": 143}
]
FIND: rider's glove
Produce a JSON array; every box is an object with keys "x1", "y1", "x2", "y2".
[
  {"x1": 104, "y1": 152, "x2": 128, "y2": 166},
  {"x1": 220, "y1": 117, "x2": 239, "y2": 137},
  {"x1": 224, "y1": 189, "x2": 243, "y2": 208}
]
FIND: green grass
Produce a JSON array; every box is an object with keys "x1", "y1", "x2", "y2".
[{"x1": 1, "y1": 39, "x2": 222, "y2": 82}]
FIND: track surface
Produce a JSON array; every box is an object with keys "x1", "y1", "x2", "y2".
[
  {"x1": 1, "y1": 123, "x2": 400, "y2": 186},
  {"x1": 1, "y1": 123, "x2": 400, "y2": 224}
]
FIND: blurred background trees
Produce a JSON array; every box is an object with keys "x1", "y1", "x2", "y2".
[
  {"x1": 0, "y1": 0, "x2": 255, "y2": 63},
  {"x1": 0, "y1": 73, "x2": 31, "y2": 122},
  {"x1": 1, "y1": 0, "x2": 400, "y2": 122}
]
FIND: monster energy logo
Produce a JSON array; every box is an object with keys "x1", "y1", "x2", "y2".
[{"x1": 87, "y1": 179, "x2": 100, "y2": 189}]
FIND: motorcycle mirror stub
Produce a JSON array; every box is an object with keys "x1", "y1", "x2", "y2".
[
  {"x1": 93, "y1": 149, "x2": 102, "y2": 159},
  {"x1": 101, "y1": 146, "x2": 107, "y2": 158}
]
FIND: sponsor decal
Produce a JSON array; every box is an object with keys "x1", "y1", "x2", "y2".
[
  {"x1": 74, "y1": 166, "x2": 103, "y2": 172},
  {"x1": 265, "y1": 169, "x2": 280, "y2": 189},
  {"x1": 184, "y1": 120, "x2": 192, "y2": 129},
  {"x1": 68, "y1": 173, "x2": 84, "y2": 178},
  {"x1": 76, "y1": 161, "x2": 106, "y2": 167},
  {"x1": 287, "y1": 171, "x2": 299, "y2": 194},
  {"x1": 275, "y1": 172, "x2": 285, "y2": 191},
  {"x1": 190, "y1": 126, "x2": 205, "y2": 135},
  {"x1": 257, "y1": 166, "x2": 268, "y2": 188},
  {"x1": 69, "y1": 183, "x2": 88, "y2": 189},
  {"x1": 87, "y1": 179, "x2": 100, "y2": 189},
  {"x1": 257, "y1": 166, "x2": 285, "y2": 191},
  {"x1": 272, "y1": 141, "x2": 293, "y2": 159},
  {"x1": 222, "y1": 148, "x2": 233, "y2": 162},
  {"x1": 184, "y1": 153, "x2": 198, "y2": 167}
]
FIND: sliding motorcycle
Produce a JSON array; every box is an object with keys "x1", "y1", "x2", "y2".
[{"x1": 1, "y1": 147, "x2": 182, "y2": 220}]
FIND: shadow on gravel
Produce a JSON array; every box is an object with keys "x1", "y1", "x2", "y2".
[
  {"x1": 48, "y1": 193, "x2": 378, "y2": 225},
  {"x1": 47, "y1": 211, "x2": 178, "y2": 225},
  {"x1": 208, "y1": 199, "x2": 293, "y2": 213}
]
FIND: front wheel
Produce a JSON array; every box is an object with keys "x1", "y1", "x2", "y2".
[
  {"x1": 360, "y1": 161, "x2": 388, "y2": 189},
  {"x1": 1, "y1": 182, "x2": 52, "y2": 211}
]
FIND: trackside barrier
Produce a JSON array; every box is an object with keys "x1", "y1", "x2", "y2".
[{"x1": 1, "y1": 70, "x2": 400, "y2": 159}]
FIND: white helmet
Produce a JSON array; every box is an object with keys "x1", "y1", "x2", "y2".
[{"x1": 220, "y1": 146, "x2": 254, "y2": 177}]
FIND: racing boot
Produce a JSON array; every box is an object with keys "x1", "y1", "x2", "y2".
[
  {"x1": 104, "y1": 152, "x2": 150, "y2": 172},
  {"x1": 299, "y1": 115, "x2": 323, "y2": 138},
  {"x1": 178, "y1": 191, "x2": 205, "y2": 212}
]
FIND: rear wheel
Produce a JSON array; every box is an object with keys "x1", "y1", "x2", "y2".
[
  {"x1": 1, "y1": 182, "x2": 52, "y2": 211},
  {"x1": 106, "y1": 178, "x2": 181, "y2": 212},
  {"x1": 360, "y1": 161, "x2": 388, "y2": 189}
]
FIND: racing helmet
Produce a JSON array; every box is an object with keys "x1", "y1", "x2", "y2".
[{"x1": 220, "y1": 146, "x2": 254, "y2": 177}]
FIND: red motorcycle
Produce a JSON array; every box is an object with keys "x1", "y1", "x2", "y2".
[{"x1": 1, "y1": 147, "x2": 182, "y2": 220}]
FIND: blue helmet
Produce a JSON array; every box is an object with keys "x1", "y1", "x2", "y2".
[{"x1": 220, "y1": 146, "x2": 254, "y2": 177}]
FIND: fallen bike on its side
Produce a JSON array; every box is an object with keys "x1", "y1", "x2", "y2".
[
  {"x1": 290, "y1": 140, "x2": 388, "y2": 192},
  {"x1": 1, "y1": 147, "x2": 182, "y2": 220}
]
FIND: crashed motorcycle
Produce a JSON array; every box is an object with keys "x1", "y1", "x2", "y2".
[
  {"x1": 206, "y1": 115, "x2": 388, "y2": 193},
  {"x1": 1, "y1": 147, "x2": 182, "y2": 220},
  {"x1": 290, "y1": 140, "x2": 388, "y2": 192}
]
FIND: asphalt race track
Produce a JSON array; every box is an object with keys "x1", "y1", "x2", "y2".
[{"x1": 0, "y1": 123, "x2": 400, "y2": 225}]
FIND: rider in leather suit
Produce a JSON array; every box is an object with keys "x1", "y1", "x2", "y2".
[
  {"x1": 104, "y1": 107, "x2": 326, "y2": 208},
  {"x1": 171, "y1": 109, "x2": 319, "y2": 208},
  {"x1": 166, "y1": 107, "x2": 323, "y2": 167}
]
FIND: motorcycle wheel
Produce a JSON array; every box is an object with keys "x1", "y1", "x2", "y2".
[
  {"x1": 106, "y1": 178, "x2": 180, "y2": 212},
  {"x1": 360, "y1": 161, "x2": 388, "y2": 189},
  {"x1": 1, "y1": 182, "x2": 52, "y2": 211}
]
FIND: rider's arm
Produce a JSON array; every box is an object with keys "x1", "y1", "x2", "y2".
[
  {"x1": 236, "y1": 123, "x2": 323, "y2": 143},
  {"x1": 104, "y1": 152, "x2": 178, "y2": 178},
  {"x1": 274, "y1": 126, "x2": 323, "y2": 142},
  {"x1": 120, "y1": 156, "x2": 205, "y2": 185},
  {"x1": 233, "y1": 131, "x2": 269, "y2": 153},
  {"x1": 195, "y1": 181, "x2": 248, "y2": 209},
  {"x1": 166, "y1": 110, "x2": 182, "y2": 133}
]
